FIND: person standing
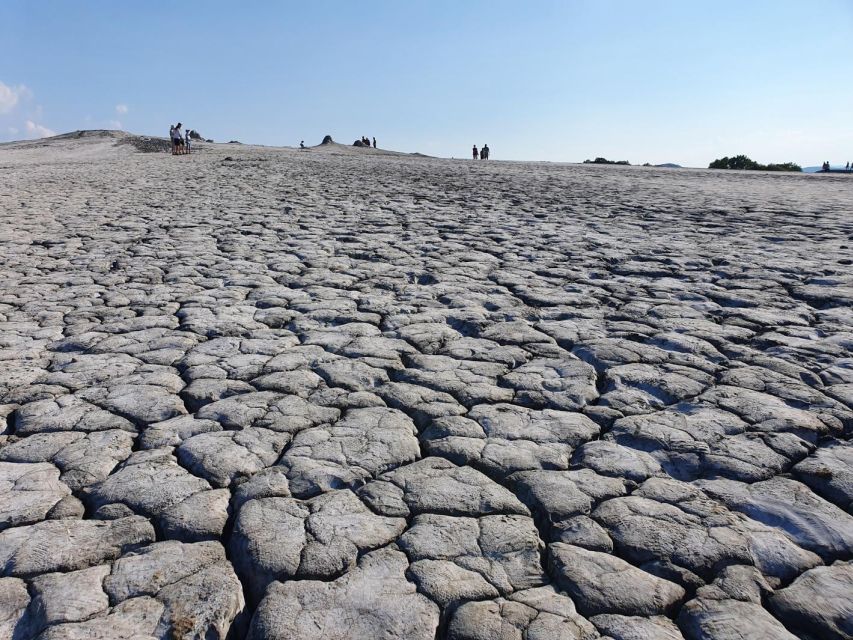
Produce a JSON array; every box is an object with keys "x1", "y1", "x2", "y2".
[
  {"x1": 373, "y1": 137, "x2": 377, "y2": 148},
  {"x1": 173, "y1": 123, "x2": 184, "y2": 155},
  {"x1": 482, "y1": 144, "x2": 489, "y2": 160},
  {"x1": 184, "y1": 127, "x2": 191, "y2": 154},
  {"x1": 472, "y1": 145, "x2": 479, "y2": 160},
  {"x1": 169, "y1": 124, "x2": 176, "y2": 154}
]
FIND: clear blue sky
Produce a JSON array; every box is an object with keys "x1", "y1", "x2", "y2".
[{"x1": 2, "y1": 0, "x2": 851, "y2": 166}]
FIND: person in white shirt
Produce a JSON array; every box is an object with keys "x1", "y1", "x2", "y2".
[{"x1": 172, "y1": 123, "x2": 184, "y2": 155}]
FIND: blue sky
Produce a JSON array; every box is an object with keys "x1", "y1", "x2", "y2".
[{"x1": 1, "y1": 0, "x2": 851, "y2": 166}]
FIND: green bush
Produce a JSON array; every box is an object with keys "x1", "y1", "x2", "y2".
[
  {"x1": 583, "y1": 157, "x2": 630, "y2": 165},
  {"x1": 709, "y1": 155, "x2": 801, "y2": 172}
]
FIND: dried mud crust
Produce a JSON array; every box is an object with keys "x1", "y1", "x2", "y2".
[{"x1": 0, "y1": 136, "x2": 852, "y2": 640}]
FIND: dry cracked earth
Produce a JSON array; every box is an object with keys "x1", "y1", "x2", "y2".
[{"x1": 0, "y1": 131, "x2": 852, "y2": 640}]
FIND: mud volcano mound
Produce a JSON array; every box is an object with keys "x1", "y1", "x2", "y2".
[{"x1": 116, "y1": 136, "x2": 173, "y2": 153}]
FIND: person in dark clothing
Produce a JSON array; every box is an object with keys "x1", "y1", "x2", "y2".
[
  {"x1": 482, "y1": 144, "x2": 489, "y2": 160},
  {"x1": 472, "y1": 145, "x2": 479, "y2": 160},
  {"x1": 373, "y1": 137, "x2": 377, "y2": 148}
]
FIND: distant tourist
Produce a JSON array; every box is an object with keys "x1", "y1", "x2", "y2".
[
  {"x1": 169, "y1": 125, "x2": 176, "y2": 154},
  {"x1": 176, "y1": 123, "x2": 186, "y2": 154},
  {"x1": 184, "y1": 127, "x2": 191, "y2": 154},
  {"x1": 172, "y1": 123, "x2": 185, "y2": 155},
  {"x1": 373, "y1": 137, "x2": 377, "y2": 148},
  {"x1": 846, "y1": 161, "x2": 850, "y2": 171},
  {"x1": 482, "y1": 144, "x2": 490, "y2": 160},
  {"x1": 472, "y1": 145, "x2": 479, "y2": 160},
  {"x1": 300, "y1": 140, "x2": 305, "y2": 149}
]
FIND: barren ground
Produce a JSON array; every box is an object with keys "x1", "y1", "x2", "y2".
[{"x1": 1, "y1": 132, "x2": 851, "y2": 640}]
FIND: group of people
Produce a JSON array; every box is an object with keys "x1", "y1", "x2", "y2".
[
  {"x1": 472, "y1": 144, "x2": 490, "y2": 160},
  {"x1": 820, "y1": 161, "x2": 853, "y2": 172},
  {"x1": 169, "y1": 123, "x2": 191, "y2": 155}
]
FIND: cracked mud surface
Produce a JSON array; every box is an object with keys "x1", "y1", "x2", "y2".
[{"x1": 1, "y1": 132, "x2": 851, "y2": 640}]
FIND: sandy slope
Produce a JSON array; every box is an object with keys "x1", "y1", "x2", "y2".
[{"x1": 0, "y1": 132, "x2": 851, "y2": 640}]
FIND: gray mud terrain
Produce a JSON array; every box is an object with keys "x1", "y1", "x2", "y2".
[{"x1": 1, "y1": 132, "x2": 851, "y2": 640}]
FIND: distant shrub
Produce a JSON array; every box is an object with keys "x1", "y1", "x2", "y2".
[
  {"x1": 709, "y1": 155, "x2": 801, "y2": 172},
  {"x1": 763, "y1": 162, "x2": 803, "y2": 172},
  {"x1": 583, "y1": 157, "x2": 630, "y2": 165}
]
